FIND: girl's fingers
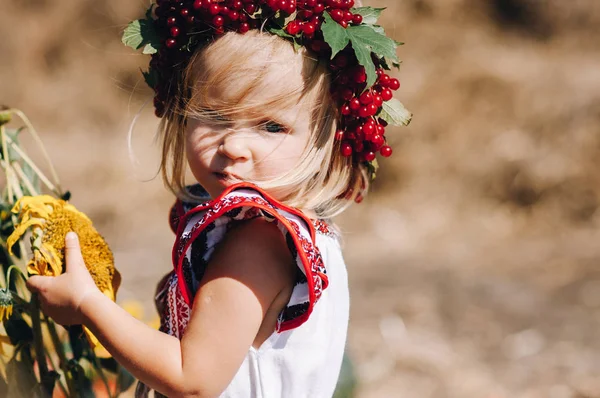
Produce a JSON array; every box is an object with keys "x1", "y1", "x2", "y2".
[
  {"x1": 27, "y1": 275, "x2": 50, "y2": 293},
  {"x1": 64, "y1": 232, "x2": 85, "y2": 272}
]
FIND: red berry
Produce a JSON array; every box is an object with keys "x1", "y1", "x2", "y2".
[
  {"x1": 380, "y1": 146, "x2": 393, "y2": 157},
  {"x1": 352, "y1": 14, "x2": 362, "y2": 24},
  {"x1": 353, "y1": 70, "x2": 366, "y2": 85},
  {"x1": 228, "y1": 10, "x2": 240, "y2": 20},
  {"x1": 165, "y1": 38, "x2": 177, "y2": 48},
  {"x1": 340, "y1": 20, "x2": 348, "y2": 28},
  {"x1": 349, "y1": 98, "x2": 361, "y2": 111},
  {"x1": 344, "y1": 11, "x2": 353, "y2": 21},
  {"x1": 313, "y1": 3, "x2": 325, "y2": 13},
  {"x1": 364, "y1": 151, "x2": 376, "y2": 162},
  {"x1": 373, "y1": 95, "x2": 383, "y2": 107},
  {"x1": 306, "y1": 0, "x2": 317, "y2": 6},
  {"x1": 279, "y1": 0, "x2": 288, "y2": 10},
  {"x1": 363, "y1": 122, "x2": 375, "y2": 136},
  {"x1": 286, "y1": 21, "x2": 301, "y2": 35},
  {"x1": 303, "y1": 22, "x2": 316, "y2": 35},
  {"x1": 334, "y1": 54, "x2": 348, "y2": 68},
  {"x1": 341, "y1": 88, "x2": 353, "y2": 101},
  {"x1": 209, "y1": 3, "x2": 220, "y2": 14},
  {"x1": 213, "y1": 15, "x2": 225, "y2": 27},
  {"x1": 359, "y1": 91, "x2": 373, "y2": 104},
  {"x1": 341, "y1": 142, "x2": 353, "y2": 157},
  {"x1": 379, "y1": 74, "x2": 390, "y2": 86},
  {"x1": 354, "y1": 141, "x2": 364, "y2": 153},
  {"x1": 286, "y1": 4, "x2": 296, "y2": 13},
  {"x1": 180, "y1": 8, "x2": 190, "y2": 17},
  {"x1": 381, "y1": 88, "x2": 393, "y2": 101},
  {"x1": 371, "y1": 134, "x2": 384, "y2": 147},
  {"x1": 368, "y1": 103, "x2": 379, "y2": 116},
  {"x1": 330, "y1": 9, "x2": 344, "y2": 22},
  {"x1": 359, "y1": 106, "x2": 370, "y2": 118},
  {"x1": 341, "y1": 104, "x2": 351, "y2": 115},
  {"x1": 170, "y1": 26, "x2": 181, "y2": 37},
  {"x1": 377, "y1": 124, "x2": 385, "y2": 135},
  {"x1": 167, "y1": 16, "x2": 177, "y2": 26},
  {"x1": 193, "y1": 0, "x2": 203, "y2": 9},
  {"x1": 244, "y1": 3, "x2": 257, "y2": 13},
  {"x1": 388, "y1": 78, "x2": 401, "y2": 91},
  {"x1": 239, "y1": 22, "x2": 250, "y2": 33},
  {"x1": 232, "y1": 0, "x2": 243, "y2": 10},
  {"x1": 335, "y1": 129, "x2": 345, "y2": 140}
]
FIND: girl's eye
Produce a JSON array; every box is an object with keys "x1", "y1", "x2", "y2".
[
  {"x1": 262, "y1": 121, "x2": 287, "y2": 134},
  {"x1": 213, "y1": 113, "x2": 230, "y2": 122}
]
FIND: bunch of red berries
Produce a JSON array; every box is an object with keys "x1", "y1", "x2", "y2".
[
  {"x1": 331, "y1": 61, "x2": 401, "y2": 161},
  {"x1": 148, "y1": 0, "x2": 401, "y2": 163}
]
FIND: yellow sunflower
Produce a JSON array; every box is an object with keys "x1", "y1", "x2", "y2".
[{"x1": 6, "y1": 195, "x2": 121, "y2": 356}]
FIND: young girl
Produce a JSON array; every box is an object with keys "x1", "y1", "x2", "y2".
[{"x1": 27, "y1": 1, "x2": 408, "y2": 396}]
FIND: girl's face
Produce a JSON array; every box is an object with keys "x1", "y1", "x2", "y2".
[{"x1": 185, "y1": 79, "x2": 313, "y2": 200}]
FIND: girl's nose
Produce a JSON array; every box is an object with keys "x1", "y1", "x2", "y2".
[{"x1": 218, "y1": 132, "x2": 251, "y2": 161}]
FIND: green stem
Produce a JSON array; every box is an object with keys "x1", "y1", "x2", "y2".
[{"x1": 31, "y1": 293, "x2": 54, "y2": 396}]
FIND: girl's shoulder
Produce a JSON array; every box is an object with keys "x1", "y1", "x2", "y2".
[{"x1": 167, "y1": 182, "x2": 333, "y2": 332}]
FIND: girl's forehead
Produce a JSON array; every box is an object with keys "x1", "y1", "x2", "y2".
[{"x1": 201, "y1": 57, "x2": 308, "y2": 112}]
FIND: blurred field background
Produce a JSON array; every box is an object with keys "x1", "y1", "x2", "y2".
[{"x1": 2, "y1": 0, "x2": 600, "y2": 397}]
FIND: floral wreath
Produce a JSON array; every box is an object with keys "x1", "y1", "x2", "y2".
[{"x1": 122, "y1": 0, "x2": 412, "y2": 173}]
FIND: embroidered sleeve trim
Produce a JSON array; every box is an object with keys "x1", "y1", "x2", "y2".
[{"x1": 171, "y1": 182, "x2": 329, "y2": 333}]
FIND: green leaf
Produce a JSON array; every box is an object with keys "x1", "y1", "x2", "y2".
[
  {"x1": 353, "y1": 43, "x2": 377, "y2": 88},
  {"x1": 267, "y1": 26, "x2": 294, "y2": 39},
  {"x1": 345, "y1": 24, "x2": 400, "y2": 88},
  {"x1": 346, "y1": 25, "x2": 399, "y2": 62},
  {"x1": 379, "y1": 99, "x2": 412, "y2": 126},
  {"x1": 122, "y1": 20, "x2": 144, "y2": 50},
  {"x1": 142, "y1": 43, "x2": 158, "y2": 54},
  {"x1": 266, "y1": 26, "x2": 302, "y2": 51},
  {"x1": 351, "y1": 7, "x2": 385, "y2": 25},
  {"x1": 322, "y1": 13, "x2": 350, "y2": 59},
  {"x1": 122, "y1": 17, "x2": 161, "y2": 52},
  {"x1": 372, "y1": 25, "x2": 385, "y2": 35},
  {"x1": 142, "y1": 69, "x2": 158, "y2": 89}
]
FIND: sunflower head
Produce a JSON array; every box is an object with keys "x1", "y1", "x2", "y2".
[{"x1": 7, "y1": 195, "x2": 121, "y2": 300}]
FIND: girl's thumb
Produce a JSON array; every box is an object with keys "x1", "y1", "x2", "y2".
[{"x1": 64, "y1": 232, "x2": 85, "y2": 272}]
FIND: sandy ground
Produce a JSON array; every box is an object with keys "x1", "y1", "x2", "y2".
[{"x1": 1, "y1": 0, "x2": 600, "y2": 396}]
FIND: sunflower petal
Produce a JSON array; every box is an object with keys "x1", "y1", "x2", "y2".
[
  {"x1": 6, "y1": 218, "x2": 43, "y2": 254},
  {"x1": 40, "y1": 243, "x2": 63, "y2": 277}
]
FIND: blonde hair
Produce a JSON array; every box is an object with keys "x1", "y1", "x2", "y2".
[{"x1": 159, "y1": 31, "x2": 369, "y2": 218}]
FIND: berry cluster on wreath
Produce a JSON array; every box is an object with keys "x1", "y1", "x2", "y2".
[{"x1": 122, "y1": 0, "x2": 412, "y2": 168}]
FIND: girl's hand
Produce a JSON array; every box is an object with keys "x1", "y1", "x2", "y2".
[{"x1": 27, "y1": 232, "x2": 99, "y2": 326}]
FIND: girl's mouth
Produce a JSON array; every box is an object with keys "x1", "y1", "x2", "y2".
[{"x1": 213, "y1": 171, "x2": 241, "y2": 183}]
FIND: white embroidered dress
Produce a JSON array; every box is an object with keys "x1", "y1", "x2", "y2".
[{"x1": 136, "y1": 183, "x2": 350, "y2": 398}]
